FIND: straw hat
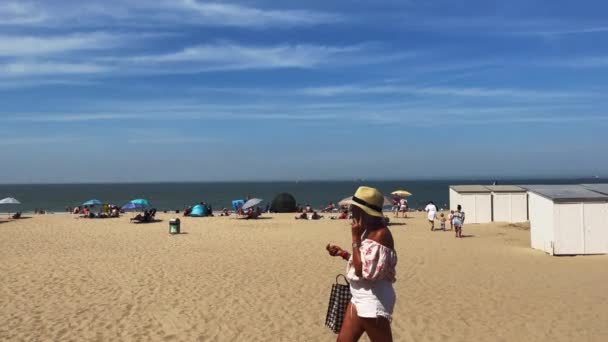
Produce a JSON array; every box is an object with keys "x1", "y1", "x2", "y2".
[{"x1": 344, "y1": 186, "x2": 385, "y2": 218}]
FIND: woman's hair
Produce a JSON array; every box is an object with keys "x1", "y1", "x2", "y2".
[
  {"x1": 352, "y1": 205, "x2": 387, "y2": 228},
  {"x1": 457, "y1": 205, "x2": 462, "y2": 210}
]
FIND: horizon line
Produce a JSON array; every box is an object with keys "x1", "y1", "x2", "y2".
[{"x1": 0, "y1": 175, "x2": 606, "y2": 186}]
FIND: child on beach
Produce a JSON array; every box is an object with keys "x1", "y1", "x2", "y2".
[{"x1": 439, "y1": 213, "x2": 447, "y2": 230}]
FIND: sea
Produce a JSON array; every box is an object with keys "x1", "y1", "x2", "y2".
[{"x1": 1, "y1": 178, "x2": 607, "y2": 214}]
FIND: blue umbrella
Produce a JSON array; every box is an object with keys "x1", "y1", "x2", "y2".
[
  {"x1": 121, "y1": 202, "x2": 146, "y2": 211},
  {"x1": 83, "y1": 199, "x2": 102, "y2": 206},
  {"x1": 130, "y1": 198, "x2": 150, "y2": 207}
]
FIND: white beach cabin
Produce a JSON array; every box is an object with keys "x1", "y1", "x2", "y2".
[
  {"x1": 449, "y1": 185, "x2": 492, "y2": 224},
  {"x1": 526, "y1": 184, "x2": 608, "y2": 255},
  {"x1": 486, "y1": 185, "x2": 528, "y2": 223},
  {"x1": 581, "y1": 183, "x2": 608, "y2": 196}
]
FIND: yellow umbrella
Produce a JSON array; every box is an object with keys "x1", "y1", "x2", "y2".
[{"x1": 391, "y1": 190, "x2": 412, "y2": 196}]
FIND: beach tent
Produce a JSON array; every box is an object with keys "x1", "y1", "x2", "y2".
[
  {"x1": 190, "y1": 204, "x2": 208, "y2": 217},
  {"x1": 270, "y1": 193, "x2": 297, "y2": 213},
  {"x1": 232, "y1": 200, "x2": 245, "y2": 212},
  {"x1": 449, "y1": 185, "x2": 492, "y2": 224},
  {"x1": 486, "y1": 185, "x2": 528, "y2": 223},
  {"x1": 525, "y1": 184, "x2": 608, "y2": 255}
]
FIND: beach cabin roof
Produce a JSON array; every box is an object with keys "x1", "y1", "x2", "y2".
[
  {"x1": 449, "y1": 185, "x2": 492, "y2": 193},
  {"x1": 580, "y1": 183, "x2": 608, "y2": 196},
  {"x1": 523, "y1": 184, "x2": 608, "y2": 203},
  {"x1": 485, "y1": 185, "x2": 526, "y2": 193}
]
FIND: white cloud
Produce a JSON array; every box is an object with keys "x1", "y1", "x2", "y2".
[
  {"x1": 0, "y1": 62, "x2": 109, "y2": 77},
  {"x1": 169, "y1": 0, "x2": 339, "y2": 27},
  {"x1": 126, "y1": 43, "x2": 360, "y2": 69},
  {"x1": 546, "y1": 57, "x2": 608, "y2": 68},
  {"x1": 0, "y1": 136, "x2": 79, "y2": 145},
  {"x1": 119, "y1": 42, "x2": 412, "y2": 72},
  {"x1": 0, "y1": 1, "x2": 48, "y2": 25},
  {"x1": 0, "y1": 32, "x2": 122, "y2": 57},
  {"x1": 300, "y1": 84, "x2": 592, "y2": 99},
  {"x1": 3, "y1": 99, "x2": 603, "y2": 128},
  {"x1": 0, "y1": 79, "x2": 98, "y2": 90},
  {"x1": 0, "y1": 0, "x2": 339, "y2": 28}
]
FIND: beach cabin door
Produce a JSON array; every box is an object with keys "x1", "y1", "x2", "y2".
[
  {"x1": 493, "y1": 193, "x2": 510, "y2": 222},
  {"x1": 555, "y1": 204, "x2": 585, "y2": 255},
  {"x1": 583, "y1": 203, "x2": 608, "y2": 254}
]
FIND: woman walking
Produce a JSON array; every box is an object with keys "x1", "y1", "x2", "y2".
[
  {"x1": 425, "y1": 201, "x2": 438, "y2": 231},
  {"x1": 326, "y1": 186, "x2": 398, "y2": 342}
]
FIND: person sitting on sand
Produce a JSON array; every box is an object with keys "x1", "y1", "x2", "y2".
[
  {"x1": 311, "y1": 211, "x2": 323, "y2": 220},
  {"x1": 241, "y1": 208, "x2": 259, "y2": 219},
  {"x1": 295, "y1": 212, "x2": 308, "y2": 220},
  {"x1": 183, "y1": 206, "x2": 192, "y2": 217},
  {"x1": 331, "y1": 209, "x2": 349, "y2": 220},
  {"x1": 452, "y1": 205, "x2": 465, "y2": 238},
  {"x1": 220, "y1": 208, "x2": 230, "y2": 216},
  {"x1": 323, "y1": 202, "x2": 336, "y2": 213},
  {"x1": 325, "y1": 186, "x2": 397, "y2": 341}
]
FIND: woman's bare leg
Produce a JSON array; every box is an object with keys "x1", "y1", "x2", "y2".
[
  {"x1": 337, "y1": 303, "x2": 365, "y2": 342},
  {"x1": 360, "y1": 316, "x2": 393, "y2": 342}
]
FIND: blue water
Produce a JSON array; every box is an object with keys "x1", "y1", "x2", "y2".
[{"x1": 0, "y1": 178, "x2": 606, "y2": 213}]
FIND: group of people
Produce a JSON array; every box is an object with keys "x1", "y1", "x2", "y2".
[
  {"x1": 295, "y1": 211, "x2": 324, "y2": 220},
  {"x1": 393, "y1": 196, "x2": 409, "y2": 218},
  {"x1": 425, "y1": 201, "x2": 466, "y2": 238},
  {"x1": 72, "y1": 205, "x2": 120, "y2": 219}
]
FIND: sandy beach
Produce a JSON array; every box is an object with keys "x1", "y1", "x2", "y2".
[{"x1": 1, "y1": 212, "x2": 607, "y2": 341}]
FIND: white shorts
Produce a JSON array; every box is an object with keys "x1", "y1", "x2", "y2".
[{"x1": 350, "y1": 280, "x2": 396, "y2": 322}]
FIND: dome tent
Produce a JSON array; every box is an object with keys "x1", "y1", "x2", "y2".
[
  {"x1": 270, "y1": 193, "x2": 297, "y2": 213},
  {"x1": 191, "y1": 204, "x2": 208, "y2": 217}
]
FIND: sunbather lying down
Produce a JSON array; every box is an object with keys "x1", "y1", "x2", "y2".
[{"x1": 130, "y1": 209, "x2": 157, "y2": 223}]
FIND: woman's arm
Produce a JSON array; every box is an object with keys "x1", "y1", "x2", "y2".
[{"x1": 351, "y1": 216, "x2": 364, "y2": 277}]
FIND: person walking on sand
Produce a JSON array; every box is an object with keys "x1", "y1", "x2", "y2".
[
  {"x1": 452, "y1": 205, "x2": 465, "y2": 238},
  {"x1": 326, "y1": 186, "x2": 397, "y2": 342},
  {"x1": 425, "y1": 201, "x2": 438, "y2": 231}
]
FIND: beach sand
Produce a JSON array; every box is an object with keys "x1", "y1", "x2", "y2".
[{"x1": 1, "y1": 212, "x2": 607, "y2": 341}]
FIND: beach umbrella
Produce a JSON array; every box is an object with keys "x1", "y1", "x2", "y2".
[
  {"x1": 130, "y1": 198, "x2": 150, "y2": 207},
  {"x1": 121, "y1": 202, "x2": 146, "y2": 211},
  {"x1": 242, "y1": 198, "x2": 263, "y2": 210},
  {"x1": 82, "y1": 199, "x2": 102, "y2": 206},
  {"x1": 0, "y1": 197, "x2": 21, "y2": 217},
  {"x1": 0, "y1": 197, "x2": 20, "y2": 204},
  {"x1": 391, "y1": 190, "x2": 412, "y2": 196}
]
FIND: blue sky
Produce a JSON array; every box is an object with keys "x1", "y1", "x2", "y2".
[{"x1": 0, "y1": 0, "x2": 607, "y2": 183}]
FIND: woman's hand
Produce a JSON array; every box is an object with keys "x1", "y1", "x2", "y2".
[
  {"x1": 351, "y1": 215, "x2": 364, "y2": 237},
  {"x1": 326, "y1": 244, "x2": 344, "y2": 257}
]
